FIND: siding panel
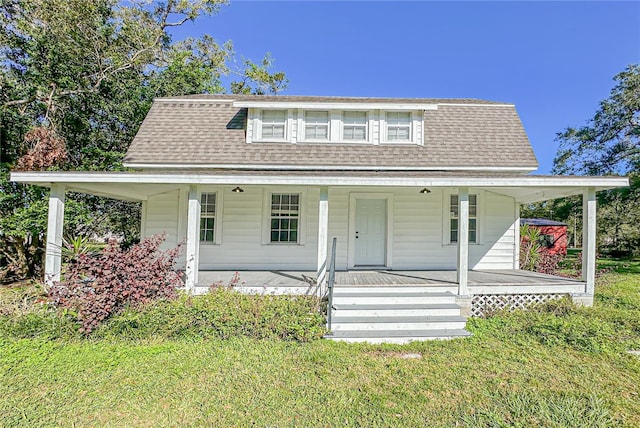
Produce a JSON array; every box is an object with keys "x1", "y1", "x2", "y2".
[
  {"x1": 144, "y1": 190, "x2": 180, "y2": 251},
  {"x1": 199, "y1": 187, "x2": 318, "y2": 270},
  {"x1": 142, "y1": 186, "x2": 517, "y2": 272}
]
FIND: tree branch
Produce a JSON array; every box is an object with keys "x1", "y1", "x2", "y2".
[{"x1": 3, "y1": 97, "x2": 36, "y2": 108}]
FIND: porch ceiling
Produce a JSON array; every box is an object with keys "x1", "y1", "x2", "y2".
[{"x1": 10, "y1": 171, "x2": 628, "y2": 203}]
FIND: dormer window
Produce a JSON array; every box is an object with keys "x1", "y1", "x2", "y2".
[
  {"x1": 261, "y1": 110, "x2": 287, "y2": 140},
  {"x1": 304, "y1": 111, "x2": 329, "y2": 141},
  {"x1": 246, "y1": 107, "x2": 423, "y2": 145},
  {"x1": 386, "y1": 111, "x2": 411, "y2": 142},
  {"x1": 342, "y1": 111, "x2": 368, "y2": 141}
]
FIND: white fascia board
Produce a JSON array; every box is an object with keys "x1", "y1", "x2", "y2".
[
  {"x1": 233, "y1": 101, "x2": 439, "y2": 110},
  {"x1": 122, "y1": 162, "x2": 537, "y2": 172},
  {"x1": 10, "y1": 171, "x2": 629, "y2": 190}
]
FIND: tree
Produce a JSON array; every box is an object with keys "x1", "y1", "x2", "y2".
[
  {"x1": 596, "y1": 175, "x2": 640, "y2": 255},
  {"x1": 552, "y1": 64, "x2": 640, "y2": 255},
  {"x1": 553, "y1": 64, "x2": 639, "y2": 176},
  {"x1": 0, "y1": 0, "x2": 288, "y2": 282}
]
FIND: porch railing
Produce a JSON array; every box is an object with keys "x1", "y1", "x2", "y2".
[{"x1": 327, "y1": 237, "x2": 337, "y2": 331}]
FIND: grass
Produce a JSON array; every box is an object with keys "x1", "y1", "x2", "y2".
[{"x1": 1, "y1": 260, "x2": 639, "y2": 427}]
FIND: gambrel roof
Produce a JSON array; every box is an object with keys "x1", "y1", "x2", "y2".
[{"x1": 123, "y1": 94, "x2": 538, "y2": 172}]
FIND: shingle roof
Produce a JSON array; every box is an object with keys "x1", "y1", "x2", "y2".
[
  {"x1": 123, "y1": 94, "x2": 538, "y2": 170},
  {"x1": 521, "y1": 218, "x2": 568, "y2": 227}
]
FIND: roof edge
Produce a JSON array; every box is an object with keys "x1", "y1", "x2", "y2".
[
  {"x1": 11, "y1": 170, "x2": 629, "y2": 187},
  {"x1": 151, "y1": 94, "x2": 513, "y2": 106},
  {"x1": 121, "y1": 162, "x2": 537, "y2": 172}
]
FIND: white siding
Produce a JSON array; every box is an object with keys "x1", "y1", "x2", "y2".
[
  {"x1": 393, "y1": 188, "x2": 444, "y2": 269},
  {"x1": 142, "y1": 185, "x2": 518, "y2": 272},
  {"x1": 326, "y1": 187, "x2": 516, "y2": 270},
  {"x1": 144, "y1": 190, "x2": 180, "y2": 251},
  {"x1": 471, "y1": 191, "x2": 517, "y2": 270},
  {"x1": 199, "y1": 186, "x2": 319, "y2": 270}
]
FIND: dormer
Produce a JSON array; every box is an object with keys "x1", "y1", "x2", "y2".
[{"x1": 233, "y1": 99, "x2": 438, "y2": 146}]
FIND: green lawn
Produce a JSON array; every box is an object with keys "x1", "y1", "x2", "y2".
[{"x1": 1, "y1": 261, "x2": 639, "y2": 427}]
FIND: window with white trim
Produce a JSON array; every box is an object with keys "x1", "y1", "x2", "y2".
[
  {"x1": 342, "y1": 111, "x2": 368, "y2": 141},
  {"x1": 200, "y1": 193, "x2": 217, "y2": 243},
  {"x1": 248, "y1": 108, "x2": 423, "y2": 145},
  {"x1": 261, "y1": 110, "x2": 287, "y2": 140},
  {"x1": 386, "y1": 111, "x2": 412, "y2": 142},
  {"x1": 304, "y1": 110, "x2": 329, "y2": 141},
  {"x1": 449, "y1": 194, "x2": 477, "y2": 244},
  {"x1": 270, "y1": 193, "x2": 300, "y2": 243}
]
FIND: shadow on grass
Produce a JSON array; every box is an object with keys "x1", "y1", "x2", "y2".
[{"x1": 597, "y1": 257, "x2": 640, "y2": 274}]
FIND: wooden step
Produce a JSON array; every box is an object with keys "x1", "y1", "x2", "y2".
[
  {"x1": 332, "y1": 291, "x2": 456, "y2": 305},
  {"x1": 326, "y1": 329, "x2": 472, "y2": 344},
  {"x1": 332, "y1": 303, "x2": 461, "y2": 317},
  {"x1": 326, "y1": 288, "x2": 470, "y2": 343},
  {"x1": 331, "y1": 315, "x2": 467, "y2": 331}
]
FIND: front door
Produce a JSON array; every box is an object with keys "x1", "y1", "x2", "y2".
[{"x1": 354, "y1": 199, "x2": 387, "y2": 266}]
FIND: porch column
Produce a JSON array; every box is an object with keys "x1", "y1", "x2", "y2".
[
  {"x1": 582, "y1": 187, "x2": 596, "y2": 295},
  {"x1": 457, "y1": 187, "x2": 469, "y2": 296},
  {"x1": 317, "y1": 186, "x2": 329, "y2": 293},
  {"x1": 140, "y1": 200, "x2": 148, "y2": 238},
  {"x1": 514, "y1": 203, "x2": 520, "y2": 269},
  {"x1": 185, "y1": 185, "x2": 201, "y2": 293},
  {"x1": 44, "y1": 184, "x2": 66, "y2": 286}
]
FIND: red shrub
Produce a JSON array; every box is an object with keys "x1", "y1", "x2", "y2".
[
  {"x1": 534, "y1": 252, "x2": 564, "y2": 275},
  {"x1": 49, "y1": 234, "x2": 183, "y2": 333}
]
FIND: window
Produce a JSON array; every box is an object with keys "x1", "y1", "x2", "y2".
[
  {"x1": 449, "y1": 194, "x2": 477, "y2": 244},
  {"x1": 261, "y1": 110, "x2": 286, "y2": 140},
  {"x1": 386, "y1": 111, "x2": 411, "y2": 141},
  {"x1": 200, "y1": 193, "x2": 216, "y2": 243},
  {"x1": 342, "y1": 111, "x2": 368, "y2": 141},
  {"x1": 249, "y1": 108, "x2": 422, "y2": 145},
  {"x1": 304, "y1": 111, "x2": 329, "y2": 140},
  {"x1": 270, "y1": 193, "x2": 300, "y2": 243},
  {"x1": 539, "y1": 234, "x2": 555, "y2": 248}
]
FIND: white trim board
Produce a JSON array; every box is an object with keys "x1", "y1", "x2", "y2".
[{"x1": 11, "y1": 171, "x2": 628, "y2": 189}]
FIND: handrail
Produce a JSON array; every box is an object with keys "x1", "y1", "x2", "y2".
[{"x1": 327, "y1": 237, "x2": 337, "y2": 331}]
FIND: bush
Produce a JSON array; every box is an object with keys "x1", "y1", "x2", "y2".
[
  {"x1": 469, "y1": 298, "x2": 626, "y2": 354},
  {"x1": 523, "y1": 312, "x2": 618, "y2": 353},
  {"x1": 534, "y1": 253, "x2": 565, "y2": 275},
  {"x1": 1, "y1": 284, "x2": 326, "y2": 342},
  {"x1": 520, "y1": 224, "x2": 565, "y2": 274},
  {"x1": 0, "y1": 310, "x2": 79, "y2": 339},
  {"x1": 0, "y1": 282, "x2": 80, "y2": 338},
  {"x1": 96, "y1": 288, "x2": 326, "y2": 342},
  {"x1": 49, "y1": 234, "x2": 182, "y2": 334}
]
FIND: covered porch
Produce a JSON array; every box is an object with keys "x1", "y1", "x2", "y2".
[
  {"x1": 199, "y1": 268, "x2": 588, "y2": 318},
  {"x1": 197, "y1": 268, "x2": 586, "y2": 295},
  {"x1": 10, "y1": 170, "x2": 629, "y2": 309}
]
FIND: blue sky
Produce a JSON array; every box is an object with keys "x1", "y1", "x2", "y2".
[{"x1": 171, "y1": 1, "x2": 640, "y2": 174}]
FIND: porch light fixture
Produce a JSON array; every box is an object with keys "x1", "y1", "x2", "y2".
[
  {"x1": 419, "y1": 188, "x2": 431, "y2": 194},
  {"x1": 232, "y1": 186, "x2": 244, "y2": 193}
]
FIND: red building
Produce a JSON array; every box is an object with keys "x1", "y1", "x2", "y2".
[{"x1": 521, "y1": 218, "x2": 568, "y2": 255}]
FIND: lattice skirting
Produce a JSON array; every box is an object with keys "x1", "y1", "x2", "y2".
[{"x1": 470, "y1": 293, "x2": 569, "y2": 318}]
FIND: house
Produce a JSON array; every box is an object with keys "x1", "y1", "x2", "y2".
[
  {"x1": 11, "y1": 95, "x2": 628, "y2": 343},
  {"x1": 521, "y1": 218, "x2": 568, "y2": 255}
]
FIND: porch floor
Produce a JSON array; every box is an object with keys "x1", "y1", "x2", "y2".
[{"x1": 197, "y1": 269, "x2": 586, "y2": 294}]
